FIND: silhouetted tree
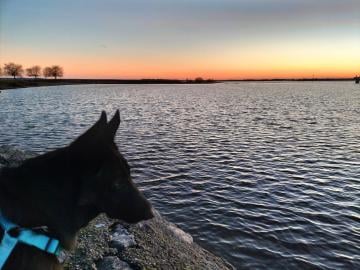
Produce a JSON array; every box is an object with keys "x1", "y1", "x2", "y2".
[
  {"x1": 355, "y1": 75, "x2": 360, "y2": 84},
  {"x1": 43, "y1": 65, "x2": 63, "y2": 79},
  {"x1": 52, "y1": 65, "x2": 63, "y2": 79},
  {"x1": 43, "y1": 67, "x2": 52, "y2": 78},
  {"x1": 195, "y1": 77, "x2": 204, "y2": 82},
  {"x1": 0, "y1": 67, "x2": 2, "y2": 76},
  {"x1": 4, "y1": 63, "x2": 24, "y2": 79},
  {"x1": 26, "y1": 65, "x2": 41, "y2": 78}
]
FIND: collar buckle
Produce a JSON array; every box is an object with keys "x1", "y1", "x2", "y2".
[{"x1": 0, "y1": 211, "x2": 62, "y2": 269}]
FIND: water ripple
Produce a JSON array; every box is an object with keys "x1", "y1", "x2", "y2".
[{"x1": 1, "y1": 82, "x2": 360, "y2": 269}]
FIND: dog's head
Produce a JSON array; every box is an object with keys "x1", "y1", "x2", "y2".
[
  {"x1": 70, "y1": 110, "x2": 153, "y2": 224},
  {"x1": 0, "y1": 110, "x2": 153, "y2": 250}
]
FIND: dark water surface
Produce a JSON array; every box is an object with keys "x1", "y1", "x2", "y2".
[{"x1": 0, "y1": 82, "x2": 359, "y2": 269}]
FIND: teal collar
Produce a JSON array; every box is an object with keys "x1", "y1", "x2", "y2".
[{"x1": 0, "y1": 211, "x2": 61, "y2": 269}]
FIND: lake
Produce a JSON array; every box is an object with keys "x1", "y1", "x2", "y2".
[{"x1": 0, "y1": 82, "x2": 359, "y2": 269}]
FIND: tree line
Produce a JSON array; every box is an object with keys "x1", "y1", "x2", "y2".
[{"x1": 0, "y1": 63, "x2": 64, "y2": 79}]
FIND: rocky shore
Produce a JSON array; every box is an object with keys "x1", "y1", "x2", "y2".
[{"x1": 0, "y1": 146, "x2": 234, "y2": 270}]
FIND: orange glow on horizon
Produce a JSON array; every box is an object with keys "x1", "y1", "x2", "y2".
[
  {"x1": 1, "y1": 41, "x2": 359, "y2": 80},
  {"x1": 1, "y1": 58, "x2": 358, "y2": 80}
]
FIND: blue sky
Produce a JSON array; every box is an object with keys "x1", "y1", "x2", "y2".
[{"x1": 1, "y1": 0, "x2": 359, "y2": 78}]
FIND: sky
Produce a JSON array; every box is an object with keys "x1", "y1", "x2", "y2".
[{"x1": 1, "y1": 0, "x2": 359, "y2": 79}]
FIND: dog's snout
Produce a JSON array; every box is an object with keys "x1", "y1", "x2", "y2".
[
  {"x1": 144, "y1": 208, "x2": 154, "y2": 220},
  {"x1": 107, "y1": 185, "x2": 154, "y2": 223},
  {"x1": 141, "y1": 200, "x2": 154, "y2": 221},
  {"x1": 131, "y1": 193, "x2": 154, "y2": 223}
]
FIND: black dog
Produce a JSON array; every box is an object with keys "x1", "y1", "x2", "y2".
[{"x1": 0, "y1": 111, "x2": 153, "y2": 270}]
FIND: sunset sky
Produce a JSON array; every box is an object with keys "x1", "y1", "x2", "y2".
[{"x1": 1, "y1": 0, "x2": 359, "y2": 79}]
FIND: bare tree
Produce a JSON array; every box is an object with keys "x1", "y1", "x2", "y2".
[
  {"x1": 194, "y1": 77, "x2": 204, "y2": 82},
  {"x1": 26, "y1": 65, "x2": 41, "y2": 79},
  {"x1": 43, "y1": 67, "x2": 52, "y2": 78},
  {"x1": 50, "y1": 65, "x2": 63, "y2": 79},
  {"x1": 43, "y1": 65, "x2": 64, "y2": 79},
  {"x1": 4, "y1": 63, "x2": 24, "y2": 79}
]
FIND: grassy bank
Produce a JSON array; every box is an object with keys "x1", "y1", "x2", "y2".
[{"x1": 0, "y1": 78, "x2": 217, "y2": 90}]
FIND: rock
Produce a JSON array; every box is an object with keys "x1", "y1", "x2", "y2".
[
  {"x1": 153, "y1": 210, "x2": 193, "y2": 244},
  {"x1": 0, "y1": 146, "x2": 235, "y2": 270},
  {"x1": 97, "y1": 256, "x2": 133, "y2": 270},
  {"x1": 0, "y1": 145, "x2": 33, "y2": 168},
  {"x1": 110, "y1": 224, "x2": 136, "y2": 251},
  {"x1": 119, "y1": 211, "x2": 234, "y2": 270},
  {"x1": 63, "y1": 215, "x2": 114, "y2": 270},
  {"x1": 166, "y1": 222, "x2": 193, "y2": 244}
]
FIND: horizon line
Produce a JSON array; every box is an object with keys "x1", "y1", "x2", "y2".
[{"x1": 1, "y1": 77, "x2": 358, "y2": 81}]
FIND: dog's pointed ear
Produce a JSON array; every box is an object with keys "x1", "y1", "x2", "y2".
[
  {"x1": 83, "y1": 111, "x2": 107, "y2": 135},
  {"x1": 97, "y1": 111, "x2": 108, "y2": 128},
  {"x1": 87, "y1": 111, "x2": 108, "y2": 133},
  {"x1": 71, "y1": 111, "x2": 108, "y2": 147},
  {"x1": 107, "y1": 110, "x2": 120, "y2": 140}
]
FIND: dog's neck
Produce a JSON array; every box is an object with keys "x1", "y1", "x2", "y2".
[
  {"x1": 0, "y1": 169, "x2": 39, "y2": 226},
  {"x1": 0, "y1": 166, "x2": 99, "y2": 250}
]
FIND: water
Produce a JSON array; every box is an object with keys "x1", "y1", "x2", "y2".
[{"x1": 0, "y1": 82, "x2": 359, "y2": 269}]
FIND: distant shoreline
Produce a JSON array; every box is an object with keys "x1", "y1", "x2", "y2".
[
  {"x1": 0, "y1": 78, "x2": 217, "y2": 90},
  {"x1": 0, "y1": 77, "x2": 356, "y2": 90},
  {"x1": 224, "y1": 78, "x2": 355, "y2": 82}
]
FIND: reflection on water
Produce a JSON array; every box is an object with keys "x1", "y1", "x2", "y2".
[{"x1": 0, "y1": 82, "x2": 359, "y2": 269}]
